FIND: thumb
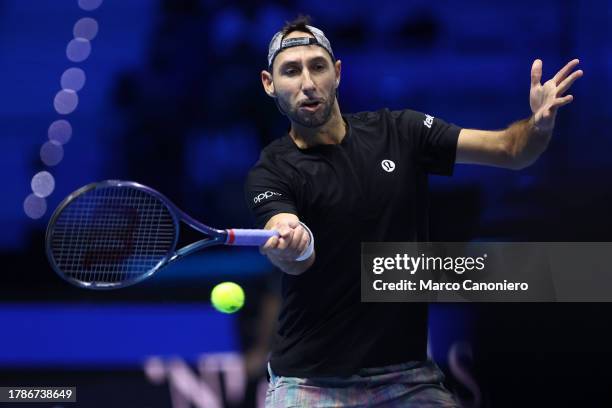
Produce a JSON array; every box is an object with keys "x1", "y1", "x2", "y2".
[
  {"x1": 287, "y1": 220, "x2": 300, "y2": 229},
  {"x1": 531, "y1": 59, "x2": 542, "y2": 87}
]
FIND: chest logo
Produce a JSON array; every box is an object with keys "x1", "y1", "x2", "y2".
[{"x1": 381, "y1": 159, "x2": 396, "y2": 173}]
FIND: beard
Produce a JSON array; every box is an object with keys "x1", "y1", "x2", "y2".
[{"x1": 278, "y1": 87, "x2": 336, "y2": 128}]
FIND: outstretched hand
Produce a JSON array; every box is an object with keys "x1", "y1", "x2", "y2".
[{"x1": 530, "y1": 58, "x2": 583, "y2": 132}]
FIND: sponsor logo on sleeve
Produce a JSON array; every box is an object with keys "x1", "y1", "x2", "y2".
[
  {"x1": 424, "y1": 114, "x2": 434, "y2": 129},
  {"x1": 253, "y1": 191, "x2": 282, "y2": 204}
]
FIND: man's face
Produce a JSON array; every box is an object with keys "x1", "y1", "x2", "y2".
[{"x1": 270, "y1": 31, "x2": 339, "y2": 128}]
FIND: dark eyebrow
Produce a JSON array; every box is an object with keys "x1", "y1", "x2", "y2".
[
  {"x1": 278, "y1": 60, "x2": 301, "y2": 71},
  {"x1": 308, "y1": 56, "x2": 329, "y2": 65},
  {"x1": 277, "y1": 54, "x2": 331, "y2": 72}
]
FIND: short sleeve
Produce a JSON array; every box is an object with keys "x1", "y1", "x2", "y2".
[
  {"x1": 244, "y1": 153, "x2": 298, "y2": 229},
  {"x1": 391, "y1": 109, "x2": 461, "y2": 176}
]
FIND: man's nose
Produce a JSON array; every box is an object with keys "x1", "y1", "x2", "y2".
[{"x1": 300, "y1": 70, "x2": 316, "y2": 93}]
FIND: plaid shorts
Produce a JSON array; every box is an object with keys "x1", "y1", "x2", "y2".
[{"x1": 265, "y1": 359, "x2": 460, "y2": 407}]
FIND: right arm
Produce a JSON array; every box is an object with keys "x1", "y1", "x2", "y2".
[{"x1": 260, "y1": 212, "x2": 315, "y2": 276}]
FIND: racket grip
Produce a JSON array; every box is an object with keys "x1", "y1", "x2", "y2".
[{"x1": 226, "y1": 229, "x2": 279, "y2": 246}]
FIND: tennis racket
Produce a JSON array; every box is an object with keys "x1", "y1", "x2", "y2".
[{"x1": 45, "y1": 180, "x2": 277, "y2": 290}]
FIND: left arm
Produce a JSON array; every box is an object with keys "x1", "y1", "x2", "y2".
[{"x1": 456, "y1": 58, "x2": 583, "y2": 170}]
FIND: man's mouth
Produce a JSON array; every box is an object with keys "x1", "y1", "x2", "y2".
[{"x1": 299, "y1": 99, "x2": 322, "y2": 112}]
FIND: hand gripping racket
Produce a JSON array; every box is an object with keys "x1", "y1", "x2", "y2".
[{"x1": 45, "y1": 180, "x2": 277, "y2": 289}]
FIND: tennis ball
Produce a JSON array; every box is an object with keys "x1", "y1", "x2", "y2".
[{"x1": 211, "y1": 282, "x2": 245, "y2": 313}]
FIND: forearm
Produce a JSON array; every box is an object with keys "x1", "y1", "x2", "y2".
[{"x1": 503, "y1": 116, "x2": 552, "y2": 170}]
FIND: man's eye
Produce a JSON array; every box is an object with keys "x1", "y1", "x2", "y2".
[
  {"x1": 314, "y1": 64, "x2": 325, "y2": 71},
  {"x1": 285, "y1": 68, "x2": 298, "y2": 75}
]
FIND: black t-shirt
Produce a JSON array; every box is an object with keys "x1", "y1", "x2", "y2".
[{"x1": 245, "y1": 108, "x2": 461, "y2": 377}]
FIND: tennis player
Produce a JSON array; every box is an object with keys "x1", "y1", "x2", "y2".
[{"x1": 245, "y1": 16, "x2": 582, "y2": 407}]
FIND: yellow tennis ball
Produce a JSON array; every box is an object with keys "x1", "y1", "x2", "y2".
[{"x1": 211, "y1": 282, "x2": 245, "y2": 313}]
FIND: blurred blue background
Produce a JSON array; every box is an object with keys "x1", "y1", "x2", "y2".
[{"x1": 1, "y1": 0, "x2": 611, "y2": 407}]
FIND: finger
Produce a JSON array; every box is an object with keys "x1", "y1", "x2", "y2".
[
  {"x1": 278, "y1": 226, "x2": 294, "y2": 241},
  {"x1": 556, "y1": 69, "x2": 583, "y2": 96},
  {"x1": 261, "y1": 236, "x2": 279, "y2": 251},
  {"x1": 287, "y1": 219, "x2": 300, "y2": 229},
  {"x1": 289, "y1": 227, "x2": 305, "y2": 252},
  {"x1": 273, "y1": 221, "x2": 290, "y2": 235},
  {"x1": 531, "y1": 59, "x2": 542, "y2": 87},
  {"x1": 552, "y1": 58, "x2": 580, "y2": 85},
  {"x1": 259, "y1": 237, "x2": 278, "y2": 256},
  {"x1": 298, "y1": 230, "x2": 309, "y2": 253},
  {"x1": 552, "y1": 94, "x2": 574, "y2": 108},
  {"x1": 276, "y1": 236, "x2": 290, "y2": 250}
]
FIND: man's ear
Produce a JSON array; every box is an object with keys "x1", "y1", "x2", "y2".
[
  {"x1": 261, "y1": 70, "x2": 276, "y2": 98},
  {"x1": 334, "y1": 59, "x2": 342, "y2": 87}
]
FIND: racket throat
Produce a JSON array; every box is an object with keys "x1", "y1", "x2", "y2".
[{"x1": 172, "y1": 238, "x2": 222, "y2": 261}]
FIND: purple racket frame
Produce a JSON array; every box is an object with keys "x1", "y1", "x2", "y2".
[{"x1": 45, "y1": 180, "x2": 278, "y2": 289}]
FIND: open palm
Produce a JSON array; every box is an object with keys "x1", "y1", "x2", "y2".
[{"x1": 530, "y1": 59, "x2": 583, "y2": 132}]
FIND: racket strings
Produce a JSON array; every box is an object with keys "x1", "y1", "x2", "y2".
[{"x1": 49, "y1": 186, "x2": 176, "y2": 285}]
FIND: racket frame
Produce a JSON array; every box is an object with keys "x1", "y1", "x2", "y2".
[{"x1": 46, "y1": 180, "x2": 233, "y2": 290}]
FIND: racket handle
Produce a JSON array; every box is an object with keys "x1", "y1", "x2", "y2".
[{"x1": 226, "y1": 229, "x2": 278, "y2": 246}]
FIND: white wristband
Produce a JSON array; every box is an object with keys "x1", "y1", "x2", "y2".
[{"x1": 295, "y1": 221, "x2": 314, "y2": 262}]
